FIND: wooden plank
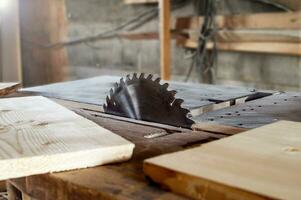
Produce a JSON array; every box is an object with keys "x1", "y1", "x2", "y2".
[
  {"x1": 175, "y1": 12, "x2": 301, "y2": 30},
  {"x1": 144, "y1": 121, "x2": 301, "y2": 200},
  {"x1": 19, "y1": 0, "x2": 69, "y2": 86},
  {"x1": 178, "y1": 39, "x2": 301, "y2": 56},
  {"x1": 0, "y1": 0, "x2": 22, "y2": 82},
  {"x1": 0, "y1": 96, "x2": 134, "y2": 181},
  {"x1": 0, "y1": 82, "x2": 21, "y2": 96},
  {"x1": 188, "y1": 29, "x2": 301, "y2": 43},
  {"x1": 8, "y1": 106, "x2": 222, "y2": 200},
  {"x1": 114, "y1": 29, "x2": 301, "y2": 44},
  {"x1": 159, "y1": 0, "x2": 171, "y2": 80}
]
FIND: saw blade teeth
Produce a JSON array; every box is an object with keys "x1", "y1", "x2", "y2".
[
  {"x1": 126, "y1": 74, "x2": 131, "y2": 82},
  {"x1": 154, "y1": 77, "x2": 161, "y2": 83},
  {"x1": 104, "y1": 72, "x2": 195, "y2": 128},
  {"x1": 146, "y1": 74, "x2": 153, "y2": 80},
  {"x1": 120, "y1": 78, "x2": 126, "y2": 86},
  {"x1": 133, "y1": 73, "x2": 138, "y2": 80},
  {"x1": 162, "y1": 83, "x2": 169, "y2": 89},
  {"x1": 139, "y1": 73, "x2": 145, "y2": 79},
  {"x1": 172, "y1": 99, "x2": 184, "y2": 107},
  {"x1": 169, "y1": 90, "x2": 177, "y2": 97},
  {"x1": 114, "y1": 82, "x2": 119, "y2": 90},
  {"x1": 109, "y1": 88, "x2": 114, "y2": 96},
  {"x1": 181, "y1": 108, "x2": 190, "y2": 115}
]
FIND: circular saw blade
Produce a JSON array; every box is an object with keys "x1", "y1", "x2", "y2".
[{"x1": 103, "y1": 73, "x2": 195, "y2": 129}]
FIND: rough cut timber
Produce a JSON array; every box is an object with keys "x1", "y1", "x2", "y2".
[
  {"x1": 0, "y1": 96, "x2": 134, "y2": 181},
  {"x1": 144, "y1": 121, "x2": 301, "y2": 200}
]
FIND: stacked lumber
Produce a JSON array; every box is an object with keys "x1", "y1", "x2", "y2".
[{"x1": 176, "y1": 11, "x2": 301, "y2": 56}]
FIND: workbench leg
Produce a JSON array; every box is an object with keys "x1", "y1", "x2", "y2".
[
  {"x1": 6, "y1": 182, "x2": 22, "y2": 200},
  {"x1": 159, "y1": 0, "x2": 171, "y2": 80}
]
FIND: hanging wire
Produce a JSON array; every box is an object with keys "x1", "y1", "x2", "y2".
[
  {"x1": 37, "y1": 0, "x2": 188, "y2": 49},
  {"x1": 185, "y1": 0, "x2": 218, "y2": 83}
]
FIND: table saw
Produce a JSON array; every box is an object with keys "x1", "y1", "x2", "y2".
[{"x1": 4, "y1": 74, "x2": 301, "y2": 200}]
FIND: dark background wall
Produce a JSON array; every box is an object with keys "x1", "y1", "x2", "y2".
[{"x1": 64, "y1": 0, "x2": 301, "y2": 91}]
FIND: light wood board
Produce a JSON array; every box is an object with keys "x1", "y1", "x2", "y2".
[
  {"x1": 0, "y1": 82, "x2": 21, "y2": 96},
  {"x1": 0, "y1": 96, "x2": 134, "y2": 181},
  {"x1": 178, "y1": 39, "x2": 301, "y2": 56},
  {"x1": 144, "y1": 121, "x2": 301, "y2": 200}
]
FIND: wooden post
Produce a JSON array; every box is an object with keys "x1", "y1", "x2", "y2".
[
  {"x1": 159, "y1": 0, "x2": 171, "y2": 80},
  {"x1": 19, "y1": 0, "x2": 69, "y2": 86},
  {"x1": 0, "y1": 0, "x2": 22, "y2": 82}
]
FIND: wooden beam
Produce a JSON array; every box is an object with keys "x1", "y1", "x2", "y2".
[
  {"x1": 178, "y1": 39, "x2": 301, "y2": 56},
  {"x1": 19, "y1": 0, "x2": 69, "y2": 86},
  {"x1": 159, "y1": 0, "x2": 171, "y2": 80},
  {"x1": 175, "y1": 12, "x2": 301, "y2": 30},
  {"x1": 188, "y1": 29, "x2": 301, "y2": 43},
  {"x1": 114, "y1": 30, "x2": 301, "y2": 44},
  {"x1": 0, "y1": 0, "x2": 22, "y2": 82}
]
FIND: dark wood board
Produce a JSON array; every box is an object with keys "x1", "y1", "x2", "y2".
[
  {"x1": 193, "y1": 92, "x2": 301, "y2": 129},
  {"x1": 8, "y1": 104, "x2": 225, "y2": 200},
  {"x1": 20, "y1": 75, "x2": 262, "y2": 111}
]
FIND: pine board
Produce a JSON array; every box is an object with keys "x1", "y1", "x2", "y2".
[
  {"x1": 144, "y1": 121, "x2": 301, "y2": 200},
  {"x1": 0, "y1": 96, "x2": 134, "y2": 181}
]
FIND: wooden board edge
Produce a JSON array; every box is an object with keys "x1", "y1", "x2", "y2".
[
  {"x1": 143, "y1": 162, "x2": 272, "y2": 200},
  {"x1": 0, "y1": 82, "x2": 21, "y2": 96},
  {"x1": 177, "y1": 39, "x2": 301, "y2": 56},
  {"x1": 0, "y1": 181, "x2": 6, "y2": 192},
  {"x1": 192, "y1": 123, "x2": 248, "y2": 135}
]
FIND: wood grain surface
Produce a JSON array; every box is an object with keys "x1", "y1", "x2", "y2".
[
  {"x1": 8, "y1": 107, "x2": 225, "y2": 200},
  {"x1": 0, "y1": 96, "x2": 134, "y2": 181},
  {"x1": 144, "y1": 121, "x2": 301, "y2": 200}
]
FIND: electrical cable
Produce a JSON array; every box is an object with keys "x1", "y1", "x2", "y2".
[
  {"x1": 44, "y1": 0, "x2": 188, "y2": 49},
  {"x1": 185, "y1": 0, "x2": 218, "y2": 83}
]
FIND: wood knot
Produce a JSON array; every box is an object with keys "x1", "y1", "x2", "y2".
[
  {"x1": 283, "y1": 147, "x2": 301, "y2": 153},
  {"x1": 34, "y1": 122, "x2": 49, "y2": 126}
]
